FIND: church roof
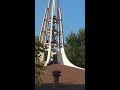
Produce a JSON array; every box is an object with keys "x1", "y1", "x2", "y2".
[
  {"x1": 41, "y1": 64, "x2": 85, "y2": 84},
  {"x1": 36, "y1": 64, "x2": 85, "y2": 90}
]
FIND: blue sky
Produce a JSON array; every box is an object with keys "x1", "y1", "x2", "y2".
[{"x1": 35, "y1": 0, "x2": 85, "y2": 39}]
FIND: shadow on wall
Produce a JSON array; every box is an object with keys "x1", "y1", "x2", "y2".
[{"x1": 35, "y1": 83, "x2": 85, "y2": 90}]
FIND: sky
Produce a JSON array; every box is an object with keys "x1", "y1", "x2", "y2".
[{"x1": 35, "y1": 0, "x2": 85, "y2": 39}]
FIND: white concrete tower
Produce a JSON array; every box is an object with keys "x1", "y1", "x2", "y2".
[{"x1": 39, "y1": 0, "x2": 85, "y2": 70}]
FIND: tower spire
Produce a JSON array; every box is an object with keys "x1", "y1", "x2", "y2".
[{"x1": 39, "y1": 0, "x2": 84, "y2": 70}]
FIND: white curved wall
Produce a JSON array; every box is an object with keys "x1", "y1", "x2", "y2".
[{"x1": 57, "y1": 48, "x2": 85, "y2": 70}]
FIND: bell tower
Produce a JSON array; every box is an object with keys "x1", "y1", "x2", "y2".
[{"x1": 39, "y1": 0, "x2": 84, "y2": 70}]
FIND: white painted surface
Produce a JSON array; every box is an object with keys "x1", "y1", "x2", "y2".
[{"x1": 57, "y1": 48, "x2": 85, "y2": 70}]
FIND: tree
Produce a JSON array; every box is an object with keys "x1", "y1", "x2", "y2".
[
  {"x1": 65, "y1": 28, "x2": 85, "y2": 68},
  {"x1": 35, "y1": 36, "x2": 46, "y2": 85}
]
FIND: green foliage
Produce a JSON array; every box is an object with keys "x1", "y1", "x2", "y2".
[
  {"x1": 65, "y1": 28, "x2": 85, "y2": 68},
  {"x1": 53, "y1": 54, "x2": 57, "y2": 62},
  {"x1": 35, "y1": 36, "x2": 46, "y2": 85},
  {"x1": 44, "y1": 51, "x2": 48, "y2": 61}
]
